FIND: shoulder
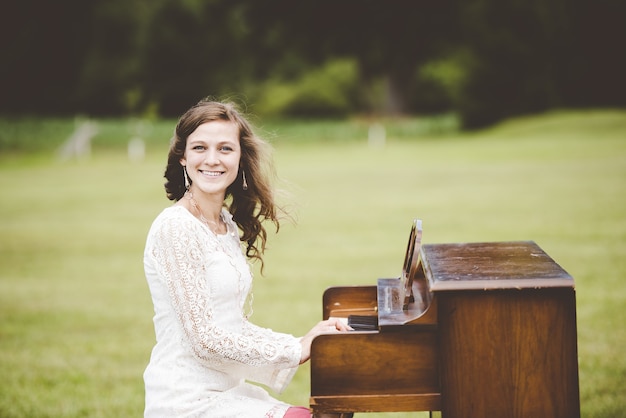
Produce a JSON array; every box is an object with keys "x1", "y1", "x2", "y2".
[
  {"x1": 220, "y1": 208, "x2": 242, "y2": 241},
  {"x1": 220, "y1": 208, "x2": 235, "y2": 227},
  {"x1": 152, "y1": 205, "x2": 190, "y2": 224},
  {"x1": 148, "y1": 206, "x2": 198, "y2": 238}
]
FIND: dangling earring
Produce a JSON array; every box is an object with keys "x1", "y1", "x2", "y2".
[
  {"x1": 183, "y1": 166, "x2": 190, "y2": 190},
  {"x1": 242, "y1": 170, "x2": 248, "y2": 190}
]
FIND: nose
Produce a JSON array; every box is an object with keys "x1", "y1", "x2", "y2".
[{"x1": 205, "y1": 149, "x2": 220, "y2": 165}]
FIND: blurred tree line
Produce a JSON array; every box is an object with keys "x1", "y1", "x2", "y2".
[{"x1": 1, "y1": 0, "x2": 624, "y2": 128}]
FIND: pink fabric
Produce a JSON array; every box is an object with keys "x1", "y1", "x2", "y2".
[{"x1": 284, "y1": 406, "x2": 311, "y2": 417}]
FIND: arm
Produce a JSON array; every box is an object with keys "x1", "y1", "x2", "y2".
[{"x1": 149, "y1": 214, "x2": 301, "y2": 390}]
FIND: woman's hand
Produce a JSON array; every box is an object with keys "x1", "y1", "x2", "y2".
[{"x1": 299, "y1": 318, "x2": 352, "y2": 364}]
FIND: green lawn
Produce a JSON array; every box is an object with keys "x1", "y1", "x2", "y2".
[{"x1": 0, "y1": 109, "x2": 625, "y2": 417}]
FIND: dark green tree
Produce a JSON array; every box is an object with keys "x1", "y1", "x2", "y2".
[
  {"x1": 0, "y1": 0, "x2": 96, "y2": 114},
  {"x1": 241, "y1": 0, "x2": 458, "y2": 115},
  {"x1": 451, "y1": 0, "x2": 626, "y2": 128}
]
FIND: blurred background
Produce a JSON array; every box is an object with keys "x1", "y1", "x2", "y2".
[
  {"x1": 1, "y1": 1, "x2": 625, "y2": 417},
  {"x1": 1, "y1": 0, "x2": 624, "y2": 127}
]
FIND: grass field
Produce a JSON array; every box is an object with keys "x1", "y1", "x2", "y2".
[{"x1": 0, "y1": 109, "x2": 625, "y2": 417}]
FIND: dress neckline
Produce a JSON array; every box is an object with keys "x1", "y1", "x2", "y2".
[{"x1": 171, "y1": 205, "x2": 235, "y2": 238}]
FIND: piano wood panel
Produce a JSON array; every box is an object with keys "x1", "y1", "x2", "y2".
[
  {"x1": 437, "y1": 287, "x2": 580, "y2": 418},
  {"x1": 311, "y1": 329, "x2": 440, "y2": 413},
  {"x1": 323, "y1": 285, "x2": 378, "y2": 319}
]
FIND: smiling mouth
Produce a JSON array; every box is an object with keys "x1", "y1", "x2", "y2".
[{"x1": 200, "y1": 170, "x2": 224, "y2": 177}]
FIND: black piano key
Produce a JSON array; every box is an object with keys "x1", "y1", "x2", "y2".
[{"x1": 347, "y1": 315, "x2": 378, "y2": 331}]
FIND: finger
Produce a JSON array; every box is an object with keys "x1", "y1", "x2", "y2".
[{"x1": 333, "y1": 319, "x2": 352, "y2": 332}]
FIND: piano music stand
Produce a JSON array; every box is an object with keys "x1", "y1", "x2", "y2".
[{"x1": 401, "y1": 218, "x2": 422, "y2": 309}]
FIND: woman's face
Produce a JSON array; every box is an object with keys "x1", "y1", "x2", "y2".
[{"x1": 180, "y1": 120, "x2": 241, "y2": 199}]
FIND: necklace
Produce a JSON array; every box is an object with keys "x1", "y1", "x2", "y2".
[{"x1": 185, "y1": 191, "x2": 229, "y2": 235}]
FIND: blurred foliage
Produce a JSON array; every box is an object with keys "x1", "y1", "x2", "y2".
[
  {"x1": 251, "y1": 59, "x2": 360, "y2": 118},
  {"x1": 0, "y1": 0, "x2": 624, "y2": 128}
]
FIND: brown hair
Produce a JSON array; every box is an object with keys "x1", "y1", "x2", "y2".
[{"x1": 164, "y1": 99, "x2": 282, "y2": 268}]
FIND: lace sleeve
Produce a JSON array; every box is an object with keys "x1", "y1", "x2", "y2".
[{"x1": 149, "y1": 212, "x2": 301, "y2": 390}]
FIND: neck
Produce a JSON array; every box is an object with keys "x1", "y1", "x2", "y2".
[{"x1": 184, "y1": 189, "x2": 223, "y2": 224}]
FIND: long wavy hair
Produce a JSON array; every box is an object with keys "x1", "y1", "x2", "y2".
[{"x1": 164, "y1": 99, "x2": 282, "y2": 268}]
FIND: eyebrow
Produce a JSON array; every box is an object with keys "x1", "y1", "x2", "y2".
[{"x1": 187, "y1": 138, "x2": 239, "y2": 147}]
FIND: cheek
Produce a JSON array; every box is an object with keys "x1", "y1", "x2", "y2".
[
  {"x1": 228, "y1": 153, "x2": 242, "y2": 168},
  {"x1": 183, "y1": 152, "x2": 202, "y2": 166}
]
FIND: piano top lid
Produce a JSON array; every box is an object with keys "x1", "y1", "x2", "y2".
[{"x1": 421, "y1": 240, "x2": 574, "y2": 291}]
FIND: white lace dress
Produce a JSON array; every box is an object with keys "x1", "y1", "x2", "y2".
[{"x1": 143, "y1": 206, "x2": 302, "y2": 418}]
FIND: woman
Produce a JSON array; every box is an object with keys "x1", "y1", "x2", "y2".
[{"x1": 143, "y1": 99, "x2": 350, "y2": 418}]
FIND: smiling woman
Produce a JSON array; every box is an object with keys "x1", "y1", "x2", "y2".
[
  {"x1": 163, "y1": 100, "x2": 277, "y2": 264},
  {"x1": 143, "y1": 99, "x2": 351, "y2": 418}
]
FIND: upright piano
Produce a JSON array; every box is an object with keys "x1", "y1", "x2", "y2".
[{"x1": 309, "y1": 220, "x2": 580, "y2": 418}]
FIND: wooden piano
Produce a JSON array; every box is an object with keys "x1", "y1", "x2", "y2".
[{"x1": 309, "y1": 220, "x2": 580, "y2": 417}]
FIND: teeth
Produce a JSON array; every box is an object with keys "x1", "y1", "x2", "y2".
[{"x1": 201, "y1": 170, "x2": 222, "y2": 177}]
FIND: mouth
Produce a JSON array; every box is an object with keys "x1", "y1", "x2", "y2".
[{"x1": 199, "y1": 170, "x2": 224, "y2": 178}]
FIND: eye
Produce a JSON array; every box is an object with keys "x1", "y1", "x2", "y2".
[
  {"x1": 191, "y1": 145, "x2": 206, "y2": 151},
  {"x1": 220, "y1": 145, "x2": 234, "y2": 152}
]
